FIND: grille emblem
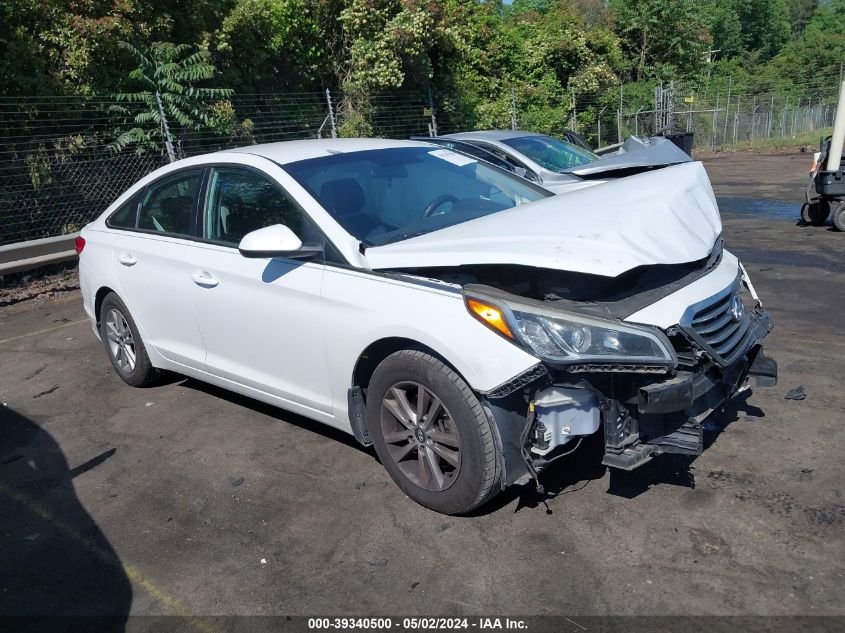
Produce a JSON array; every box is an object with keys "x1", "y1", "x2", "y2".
[{"x1": 730, "y1": 296, "x2": 744, "y2": 322}]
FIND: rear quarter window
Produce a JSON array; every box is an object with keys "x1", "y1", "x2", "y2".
[{"x1": 106, "y1": 194, "x2": 139, "y2": 229}]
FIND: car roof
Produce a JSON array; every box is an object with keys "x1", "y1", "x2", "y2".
[
  {"x1": 440, "y1": 130, "x2": 544, "y2": 142},
  {"x1": 220, "y1": 138, "x2": 434, "y2": 165}
]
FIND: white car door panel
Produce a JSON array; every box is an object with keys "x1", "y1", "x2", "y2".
[
  {"x1": 188, "y1": 245, "x2": 332, "y2": 413},
  {"x1": 113, "y1": 232, "x2": 206, "y2": 368},
  {"x1": 187, "y1": 165, "x2": 335, "y2": 414}
]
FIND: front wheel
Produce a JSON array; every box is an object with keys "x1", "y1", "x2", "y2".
[{"x1": 366, "y1": 350, "x2": 501, "y2": 514}]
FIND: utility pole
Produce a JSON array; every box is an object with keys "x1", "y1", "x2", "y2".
[{"x1": 155, "y1": 91, "x2": 176, "y2": 162}]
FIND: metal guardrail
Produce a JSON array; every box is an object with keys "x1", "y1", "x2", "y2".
[{"x1": 0, "y1": 233, "x2": 79, "y2": 276}]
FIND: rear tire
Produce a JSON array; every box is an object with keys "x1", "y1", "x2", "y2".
[
  {"x1": 99, "y1": 293, "x2": 158, "y2": 387},
  {"x1": 366, "y1": 350, "x2": 501, "y2": 515},
  {"x1": 833, "y1": 202, "x2": 845, "y2": 232}
]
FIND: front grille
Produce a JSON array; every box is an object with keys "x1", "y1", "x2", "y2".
[{"x1": 681, "y1": 283, "x2": 753, "y2": 366}]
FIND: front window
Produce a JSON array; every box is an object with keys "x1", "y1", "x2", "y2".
[
  {"x1": 283, "y1": 147, "x2": 549, "y2": 246},
  {"x1": 204, "y1": 167, "x2": 318, "y2": 245},
  {"x1": 501, "y1": 135, "x2": 599, "y2": 172}
]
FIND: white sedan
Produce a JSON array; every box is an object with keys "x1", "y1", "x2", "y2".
[{"x1": 78, "y1": 138, "x2": 776, "y2": 514}]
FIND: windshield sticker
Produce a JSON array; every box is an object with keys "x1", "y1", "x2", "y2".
[{"x1": 428, "y1": 148, "x2": 477, "y2": 167}]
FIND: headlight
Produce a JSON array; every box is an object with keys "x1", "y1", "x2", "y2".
[{"x1": 466, "y1": 294, "x2": 675, "y2": 367}]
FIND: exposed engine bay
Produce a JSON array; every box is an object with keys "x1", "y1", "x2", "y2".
[{"x1": 387, "y1": 242, "x2": 777, "y2": 491}]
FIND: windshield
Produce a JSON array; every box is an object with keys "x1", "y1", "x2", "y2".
[
  {"x1": 283, "y1": 146, "x2": 549, "y2": 246},
  {"x1": 501, "y1": 135, "x2": 599, "y2": 172}
]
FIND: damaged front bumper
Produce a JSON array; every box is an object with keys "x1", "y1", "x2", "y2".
[
  {"x1": 482, "y1": 304, "x2": 777, "y2": 488},
  {"x1": 601, "y1": 342, "x2": 776, "y2": 471}
]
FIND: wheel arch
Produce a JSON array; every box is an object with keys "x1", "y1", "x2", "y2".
[
  {"x1": 94, "y1": 285, "x2": 119, "y2": 326},
  {"x1": 351, "y1": 336, "x2": 469, "y2": 395}
]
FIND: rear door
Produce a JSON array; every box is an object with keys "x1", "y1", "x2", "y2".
[
  {"x1": 112, "y1": 169, "x2": 207, "y2": 368},
  {"x1": 187, "y1": 165, "x2": 334, "y2": 414}
]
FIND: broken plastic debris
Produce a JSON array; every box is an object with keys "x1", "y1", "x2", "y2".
[
  {"x1": 24, "y1": 533, "x2": 40, "y2": 541},
  {"x1": 260, "y1": 558, "x2": 267, "y2": 565},
  {"x1": 231, "y1": 476, "x2": 245, "y2": 487},
  {"x1": 145, "y1": 402, "x2": 154, "y2": 407},
  {"x1": 784, "y1": 386, "x2": 806, "y2": 401}
]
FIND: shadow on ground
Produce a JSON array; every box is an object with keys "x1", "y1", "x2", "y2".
[{"x1": 0, "y1": 406, "x2": 131, "y2": 631}]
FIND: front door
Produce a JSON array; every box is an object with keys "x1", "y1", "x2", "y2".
[{"x1": 187, "y1": 166, "x2": 334, "y2": 414}]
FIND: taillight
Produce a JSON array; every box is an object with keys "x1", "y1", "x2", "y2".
[{"x1": 75, "y1": 236, "x2": 86, "y2": 255}]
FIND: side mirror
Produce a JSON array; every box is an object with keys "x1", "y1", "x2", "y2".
[{"x1": 238, "y1": 224, "x2": 322, "y2": 260}]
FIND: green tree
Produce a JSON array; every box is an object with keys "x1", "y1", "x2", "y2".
[
  {"x1": 787, "y1": 0, "x2": 819, "y2": 38},
  {"x1": 738, "y1": 0, "x2": 791, "y2": 59},
  {"x1": 609, "y1": 0, "x2": 711, "y2": 80},
  {"x1": 706, "y1": 0, "x2": 744, "y2": 58},
  {"x1": 109, "y1": 42, "x2": 233, "y2": 159},
  {"x1": 215, "y1": 0, "x2": 333, "y2": 92},
  {"x1": 772, "y1": 0, "x2": 845, "y2": 83}
]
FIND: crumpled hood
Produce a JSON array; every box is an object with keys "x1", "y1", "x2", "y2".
[
  {"x1": 565, "y1": 136, "x2": 691, "y2": 176},
  {"x1": 365, "y1": 161, "x2": 721, "y2": 278}
]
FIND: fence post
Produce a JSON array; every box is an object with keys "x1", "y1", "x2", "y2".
[
  {"x1": 733, "y1": 94, "x2": 740, "y2": 145},
  {"x1": 781, "y1": 97, "x2": 788, "y2": 137},
  {"x1": 570, "y1": 89, "x2": 577, "y2": 131},
  {"x1": 768, "y1": 96, "x2": 774, "y2": 138},
  {"x1": 722, "y1": 78, "x2": 732, "y2": 145},
  {"x1": 597, "y1": 105, "x2": 608, "y2": 148},
  {"x1": 751, "y1": 96, "x2": 757, "y2": 143},
  {"x1": 155, "y1": 91, "x2": 176, "y2": 162},
  {"x1": 711, "y1": 93, "x2": 720, "y2": 148},
  {"x1": 325, "y1": 88, "x2": 337, "y2": 139},
  {"x1": 617, "y1": 84, "x2": 623, "y2": 142},
  {"x1": 510, "y1": 87, "x2": 518, "y2": 131},
  {"x1": 427, "y1": 84, "x2": 438, "y2": 136}
]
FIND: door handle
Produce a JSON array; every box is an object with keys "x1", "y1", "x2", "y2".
[
  {"x1": 190, "y1": 271, "x2": 219, "y2": 288},
  {"x1": 118, "y1": 253, "x2": 138, "y2": 266}
]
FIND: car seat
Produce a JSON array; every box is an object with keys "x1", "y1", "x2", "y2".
[{"x1": 319, "y1": 178, "x2": 383, "y2": 238}]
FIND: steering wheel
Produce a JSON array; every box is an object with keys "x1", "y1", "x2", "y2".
[{"x1": 422, "y1": 194, "x2": 458, "y2": 218}]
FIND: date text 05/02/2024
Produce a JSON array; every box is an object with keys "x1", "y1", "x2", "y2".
[{"x1": 307, "y1": 618, "x2": 529, "y2": 630}]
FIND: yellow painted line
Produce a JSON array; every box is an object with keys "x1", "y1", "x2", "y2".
[
  {"x1": 0, "y1": 482, "x2": 222, "y2": 633},
  {"x1": 0, "y1": 318, "x2": 89, "y2": 345}
]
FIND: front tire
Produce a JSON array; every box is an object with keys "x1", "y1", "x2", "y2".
[
  {"x1": 99, "y1": 293, "x2": 158, "y2": 387},
  {"x1": 366, "y1": 350, "x2": 501, "y2": 515}
]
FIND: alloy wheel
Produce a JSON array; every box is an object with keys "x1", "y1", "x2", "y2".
[
  {"x1": 380, "y1": 381, "x2": 462, "y2": 492},
  {"x1": 105, "y1": 308, "x2": 136, "y2": 373}
]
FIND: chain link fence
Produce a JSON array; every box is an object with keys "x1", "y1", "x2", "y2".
[{"x1": 2, "y1": 75, "x2": 842, "y2": 246}]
